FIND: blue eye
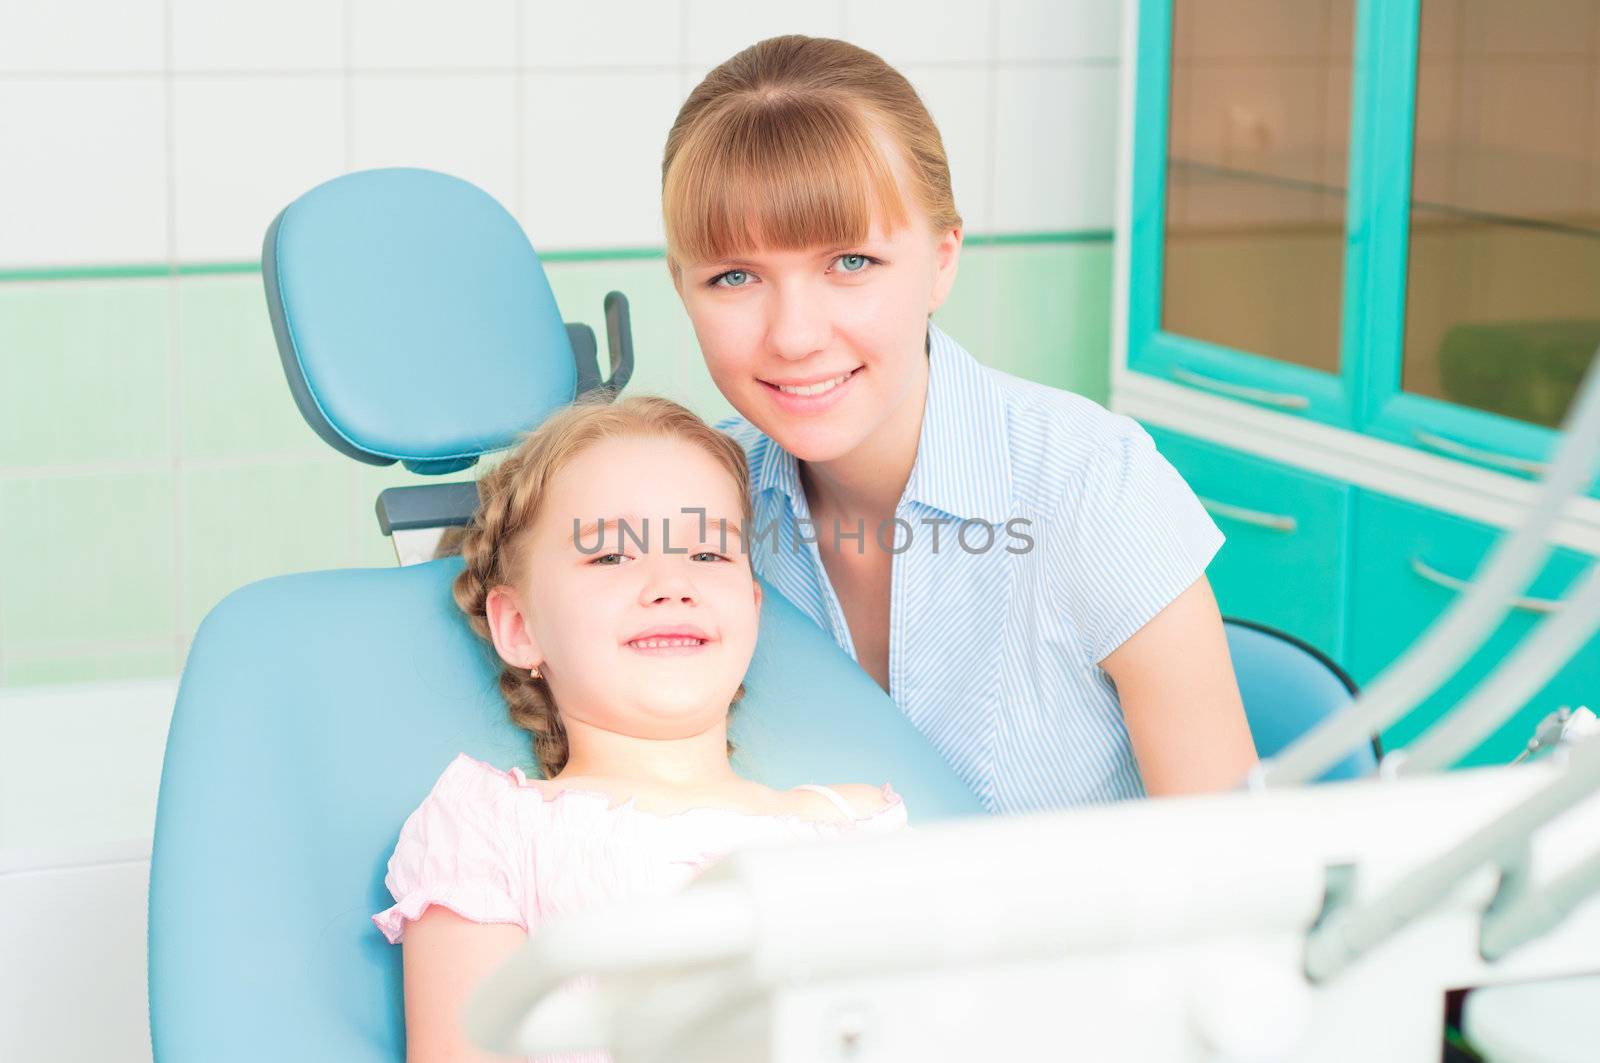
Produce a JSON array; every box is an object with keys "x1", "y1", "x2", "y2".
[
  {"x1": 837, "y1": 254, "x2": 869, "y2": 272},
  {"x1": 691, "y1": 551, "x2": 729, "y2": 563},
  {"x1": 712, "y1": 269, "x2": 751, "y2": 288}
]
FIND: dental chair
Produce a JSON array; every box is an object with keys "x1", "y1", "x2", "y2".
[
  {"x1": 1222, "y1": 617, "x2": 1378, "y2": 781},
  {"x1": 144, "y1": 168, "x2": 984, "y2": 1063},
  {"x1": 145, "y1": 168, "x2": 1375, "y2": 1062}
]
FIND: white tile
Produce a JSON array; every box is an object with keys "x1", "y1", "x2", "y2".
[
  {"x1": 900, "y1": 66, "x2": 993, "y2": 233},
  {"x1": 1181, "y1": 65, "x2": 1333, "y2": 183},
  {"x1": 523, "y1": 0, "x2": 683, "y2": 67},
  {"x1": 0, "y1": 678, "x2": 174, "y2": 850},
  {"x1": 521, "y1": 71, "x2": 685, "y2": 249},
  {"x1": 0, "y1": 860, "x2": 152, "y2": 1063},
  {"x1": 349, "y1": 0, "x2": 516, "y2": 69},
  {"x1": 349, "y1": 73, "x2": 519, "y2": 213},
  {"x1": 0, "y1": 0, "x2": 164, "y2": 72},
  {"x1": 171, "y1": 75, "x2": 345, "y2": 261},
  {"x1": 683, "y1": 0, "x2": 846, "y2": 67},
  {"x1": 0, "y1": 79, "x2": 167, "y2": 268},
  {"x1": 1462, "y1": 0, "x2": 1594, "y2": 58},
  {"x1": 1456, "y1": 63, "x2": 1591, "y2": 218},
  {"x1": 682, "y1": 63, "x2": 713, "y2": 99},
  {"x1": 1418, "y1": 0, "x2": 1462, "y2": 59},
  {"x1": 843, "y1": 0, "x2": 991, "y2": 66},
  {"x1": 170, "y1": 0, "x2": 342, "y2": 71},
  {"x1": 994, "y1": 0, "x2": 1121, "y2": 63},
  {"x1": 1186, "y1": 0, "x2": 1326, "y2": 61},
  {"x1": 992, "y1": 65, "x2": 1119, "y2": 232}
]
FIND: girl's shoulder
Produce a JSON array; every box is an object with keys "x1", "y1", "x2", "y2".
[
  {"x1": 435, "y1": 754, "x2": 907, "y2": 833},
  {"x1": 789, "y1": 782, "x2": 909, "y2": 835}
]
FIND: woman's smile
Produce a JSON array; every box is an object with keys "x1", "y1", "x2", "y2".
[{"x1": 761, "y1": 365, "x2": 864, "y2": 415}]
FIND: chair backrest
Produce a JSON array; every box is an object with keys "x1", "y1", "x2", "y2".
[
  {"x1": 147, "y1": 169, "x2": 984, "y2": 1063},
  {"x1": 1223, "y1": 617, "x2": 1377, "y2": 781}
]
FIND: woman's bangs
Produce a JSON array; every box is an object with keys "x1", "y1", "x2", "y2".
[{"x1": 665, "y1": 99, "x2": 910, "y2": 267}]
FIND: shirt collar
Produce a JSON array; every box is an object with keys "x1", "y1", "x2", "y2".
[{"x1": 753, "y1": 322, "x2": 1013, "y2": 524}]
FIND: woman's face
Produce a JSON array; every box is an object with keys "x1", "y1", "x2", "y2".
[
  {"x1": 486, "y1": 434, "x2": 761, "y2": 741},
  {"x1": 674, "y1": 194, "x2": 962, "y2": 464}
]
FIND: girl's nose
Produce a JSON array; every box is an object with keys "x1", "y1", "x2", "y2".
[
  {"x1": 765, "y1": 284, "x2": 829, "y2": 361},
  {"x1": 639, "y1": 559, "x2": 699, "y2": 606}
]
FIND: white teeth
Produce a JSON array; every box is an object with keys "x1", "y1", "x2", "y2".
[
  {"x1": 630, "y1": 637, "x2": 705, "y2": 649},
  {"x1": 776, "y1": 371, "x2": 852, "y2": 397}
]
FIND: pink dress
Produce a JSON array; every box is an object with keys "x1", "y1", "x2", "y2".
[{"x1": 373, "y1": 752, "x2": 908, "y2": 1062}]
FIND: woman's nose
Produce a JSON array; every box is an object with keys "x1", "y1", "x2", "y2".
[{"x1": 765, "y1": 284, "x2": 829, "y2": 361}]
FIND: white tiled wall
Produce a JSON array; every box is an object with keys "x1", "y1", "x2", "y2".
[{"x1": 0, "y1": 0, "x2": 1124, "y2": 269}]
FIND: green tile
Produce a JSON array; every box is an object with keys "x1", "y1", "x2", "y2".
[
  {"x1": 985, "y1": 243, "x2": 1113, "y2": 406},
  {"x1": 179, "y1": 274, "x2": 328, "y2": 460},
  {"x1": 0, "y1": 472, "x2": 177, "y2": 654},
  {"x1": 0, "y1": 279, "x2": 171, "y2": 469},
  {"x1": 350, "y1": 458, "x2": 454, "y2": 568},
  {"x1": 544, "y1": 258, "x2": 730, "y2": 419},
  {"x1": 178, "y1": 461, "x2": 356, "y2": 638},
  {"x1": 931, "y1": 241, "x2": 997, "y2": 357},
  {"x1": 2, "y1": 644, "x2": 177, "y2": 687}
]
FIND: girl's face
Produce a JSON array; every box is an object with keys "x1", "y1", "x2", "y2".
[
  {"x1": 674, "y1": 190, "x2": 962, "y2": 465},
  {"x1": 486, "y1": 435, "x2": 761, "y2": 741}
]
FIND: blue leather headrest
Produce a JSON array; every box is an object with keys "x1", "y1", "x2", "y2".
[{"x1": 262, "y1": 168, "x2": 577, "y2": 475}]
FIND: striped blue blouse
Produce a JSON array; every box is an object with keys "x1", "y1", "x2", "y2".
[{"x1": 717, "y1": 323, "x2": 1224, "y2": 813}]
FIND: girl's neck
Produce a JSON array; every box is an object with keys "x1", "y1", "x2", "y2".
[{"x1": 556, "y1": 719, "x2": 743, "y2": 793}]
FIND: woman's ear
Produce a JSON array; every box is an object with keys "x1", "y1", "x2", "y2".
[
  {"x1": 484, "y1": 584, "x2": 545, "y2": 672},
  {"x1": 928, "y1": 225, "x2": 963, "y2": 315}
]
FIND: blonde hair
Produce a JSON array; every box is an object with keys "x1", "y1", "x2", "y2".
[
  {"x1": 661, "y1": 34, "x2": 962, "y2": 271},
  {"x1": 451, "y1": 395, "x2": 755, "y2": 778}
]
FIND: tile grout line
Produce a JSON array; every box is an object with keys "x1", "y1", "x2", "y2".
[
  {"x1": 163, "y1": 0, "x2": 187, "y2": 675},
  {"x1": 983, "y1": 0, "x2": 1002, "y2": 361},
  {"x1": 343, "y1": 0, "x2": 361, "y2": 568}
]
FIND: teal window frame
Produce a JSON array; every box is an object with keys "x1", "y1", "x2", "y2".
[
  {"x1": 1128, "y1": 0, "x2": 1365, "y2": 429},
  {"x1": 1354, "y1": 2, "x2": 1584, "y2": 486},
  {"x1": 1129, "y1": 0, "x2": 1593, "y2": 493}
]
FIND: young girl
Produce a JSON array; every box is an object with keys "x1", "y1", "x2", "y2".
[
  {"x1": 372, "y1": 396, "x2": 907, "y2": 1063},
  {"x1": 662, "y1": 36, "x2": 1259, "y2": 811}
]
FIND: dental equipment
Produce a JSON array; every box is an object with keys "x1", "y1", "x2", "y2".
[
  {"x1": 1261, "y1": 345, "x2": 1600, "y2": 786},
  {"x1": 1395, "y1": 565, "x2": 1600, "y2": 774},
  {"x1": 468, "y1": 760, "x2": 1600, "y2": 1062},
  {"x1": 466, "y1": 357, "x2": 1600, "y2": 1061},
  {"x1": 1303, "y1": 737, "x2": 1600, "y2": 981}
]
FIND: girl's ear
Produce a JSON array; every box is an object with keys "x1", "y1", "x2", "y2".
[
  {"x1": 485, "y1": 584, "x2": 545, "y2": 671},
  {"x1": 928, "y1": 226, "x2": 963, "y2": 315}
]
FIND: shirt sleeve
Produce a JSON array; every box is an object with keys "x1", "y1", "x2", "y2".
[
  {"x1": 371, "y1": 754, "x2": 531, "y2": 945},
  {"x1": 1056, "y1": 424, "x2": 1225, "y2": 667}
]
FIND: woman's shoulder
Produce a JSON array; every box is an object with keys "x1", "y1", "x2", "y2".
[
  {"x1": 979, "y1": 370, "x2": 1155, "y2": 518},
  {"x1": 713, "y1": 413, "x2": 767, "y2": 456}
]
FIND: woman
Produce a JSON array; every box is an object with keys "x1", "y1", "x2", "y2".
[{"x1": 661, "y1": 35, "x2": 1257, "y2": 811}]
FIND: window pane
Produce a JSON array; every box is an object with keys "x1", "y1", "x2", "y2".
[
  {"x1": 1402, "y1": 0, "x2": 1600, "y2": 429},
  {"x1": 1162, "y1": 0, "x2": 1353, "y2": 374}
]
